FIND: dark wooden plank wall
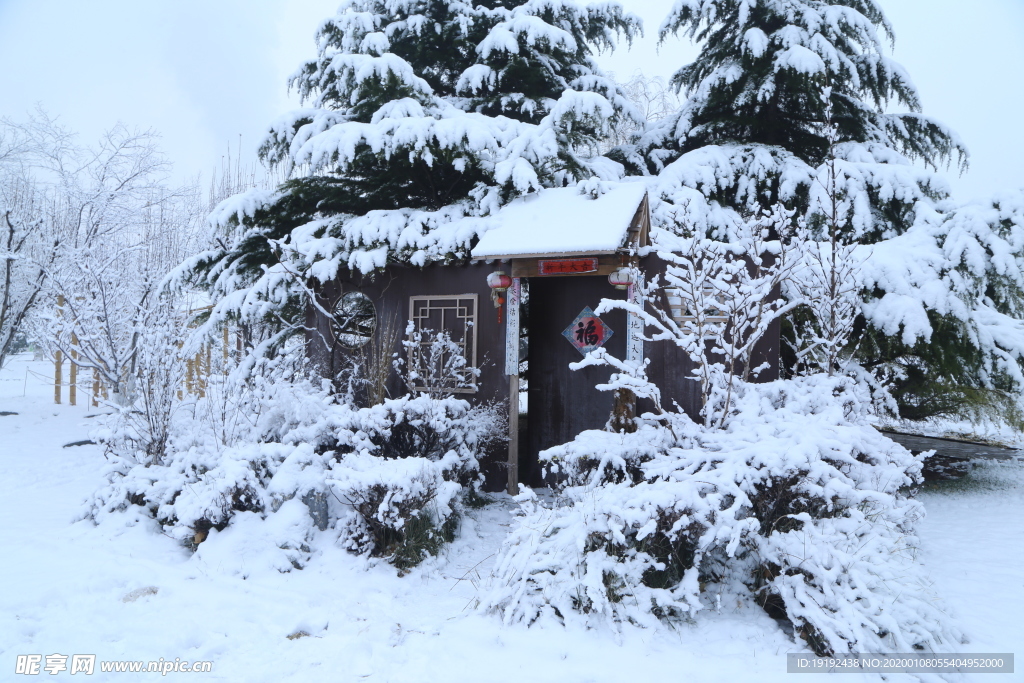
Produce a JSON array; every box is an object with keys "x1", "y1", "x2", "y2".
[
  {"x1": 308, "y1": 262, "x2": 512, "y2": 491},
  {"x1": 306, "y1": 255, "x2": 781, "y2": 490}
]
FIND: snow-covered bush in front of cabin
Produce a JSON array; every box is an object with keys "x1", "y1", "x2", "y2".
[
  {"x1": 329, "y1": 451, "x2": 463, "y2": 572},
  {"x1": 88, "y1": 371, "x2": 503, "y2": 569},
  {"x1": 484, "y1": 207, "x2": 961, "y2": 654},
  {"x1": 485, "y1": 375, "x2": 964, "y2": 656}
]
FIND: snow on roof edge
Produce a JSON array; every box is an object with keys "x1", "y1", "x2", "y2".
[{"x1": 470, "y1": 182, "x2": 648, "y2": 260}]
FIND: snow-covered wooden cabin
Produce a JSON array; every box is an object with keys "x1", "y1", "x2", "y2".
[{"x1": 307, "y1": 183, "x2": 779, "y2": 493}]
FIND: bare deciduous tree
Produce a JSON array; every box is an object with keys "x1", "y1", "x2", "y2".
[
  {"x1": 584, "y1": 207, "x2": 800, "y2": 428},
  {"x1": 1, "y1": 111, "x2": 210, "y2": 407},
  {"x1": 602, "y1": 71, "x2": 681, "y2": 151}
]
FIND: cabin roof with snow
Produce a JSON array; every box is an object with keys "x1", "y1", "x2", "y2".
[{"x1": 470, "y1": 182, "x2": 650, "y2": 260}]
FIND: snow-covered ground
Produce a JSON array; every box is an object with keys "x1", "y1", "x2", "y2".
[
  {"x1": 878, "y1": 414, "x2": 1024, "y2": 449},
  {"x1": 1, "y1": 354, "x2": 1021, "y2": 682}
]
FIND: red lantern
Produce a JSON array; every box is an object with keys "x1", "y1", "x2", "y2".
[
  {"x1": 487, "y1": 270, "x2": 512, "y2": 323},
  {"x1": 487, "y1": 270, "x2": 512, "y2": 291},
  {"x1": 608, "y1": 267, "x2": 633, "y2": 290}
]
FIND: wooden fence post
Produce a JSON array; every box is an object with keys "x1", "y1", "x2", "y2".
[
  {"x1": 54, "y1": 349, "x2": 62, "y2": 405},
  {"x1": 69, "y1": 332, "x2": 78, "y2": 406},
  {"x1": 196, "y1": 348, "x2": 206, "y2": 398},
  {"x1": 186, "y1": 356, "x2": 195, "y2": 395},
  {"x1": 54, "y1": 295, "x2": 65, "y2": 405}
]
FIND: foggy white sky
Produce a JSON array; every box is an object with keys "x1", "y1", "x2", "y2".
[{"x1": 1, "y1": 0, "x2": 1021, "y2": 202}]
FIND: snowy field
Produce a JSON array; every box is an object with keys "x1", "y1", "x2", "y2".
[{"x1": 1, "y1": 354, "x2": 1021, "y2": 682}]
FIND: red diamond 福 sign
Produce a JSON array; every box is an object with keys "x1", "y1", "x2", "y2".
[{"x1": 563, "y1": 307, "x2": 613, "y2": 356}]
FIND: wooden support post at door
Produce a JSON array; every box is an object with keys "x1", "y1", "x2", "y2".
[
  {"x1": 508, "y1": 374, "x2": 519, "y2": 496},
  {"x1": 505, "y1": 277, "x2": 521, "y2": 496}
]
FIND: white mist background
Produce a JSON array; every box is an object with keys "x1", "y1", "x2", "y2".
[{"x1": 0, "y1": 0, "x2": 1020, "y2": 200}]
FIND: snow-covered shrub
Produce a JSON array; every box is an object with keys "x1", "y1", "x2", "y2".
[
  {"x1": 397, "y1": 324, "x2": 481, "y2": 397},
  {"x1": 592, "y1": 207, "x2": 799, "y2": 427},
  {"x1": 486, "y1": 375, "x2": 962, "y2": 655},
  {"x1": 485, "y1": 205, "x2": 960, "y2": 655},
  {"x1": 268, "y1": 392, "x2": 502, "y2": 485},
  {"x1": 94, "y1": 295, "x2": 227, "y2": 466},
  {"x1": 299, "y1": 393, "x2": 502, "y2": 566},
  {"x1": 89, "y1": 368, "x2": 503, "y2": 569},
  {"x1": 330, "y1": 452, "x2": 463, "y2": 571},
  {"x1": 91, "y1": 440, "x2": 322, "y2": 547}
]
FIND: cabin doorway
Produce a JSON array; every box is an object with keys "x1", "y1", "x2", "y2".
[{"x1": 520, "y1": 274, "x2": 628, "y2": 486}]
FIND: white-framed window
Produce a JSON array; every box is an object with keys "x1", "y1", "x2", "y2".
[{"x1": 407, "y1": 294, "x2": 478, "y2": 394}]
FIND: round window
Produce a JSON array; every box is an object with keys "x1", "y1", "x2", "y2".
[{"x1": 332, "y1": 291, "x2": 377, "y2": 348}]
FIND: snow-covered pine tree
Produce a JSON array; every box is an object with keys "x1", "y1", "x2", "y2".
[
  {"x1": 614, "y1": 0, "x2": 1024, "y2": 422},
  {"x1": 179, "y1": 0, "x2": 640, "y2": 359},
  {"x1": 457, "y1": 0, "x2": 641, "y2": 164},
  {"x1": 855, "y1": 189, "x2": 1024, "y2": 425},
  {"x1": 650, "y1": 0, "x2": 963, "y2": 174},
  {"x1": 626, "y1": 0, "x2": 966, "y2": 234}
]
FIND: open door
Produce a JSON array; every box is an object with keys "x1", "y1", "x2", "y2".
[{"x1": 522, "y1": 274, "x2": 627, "y2": 485}]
